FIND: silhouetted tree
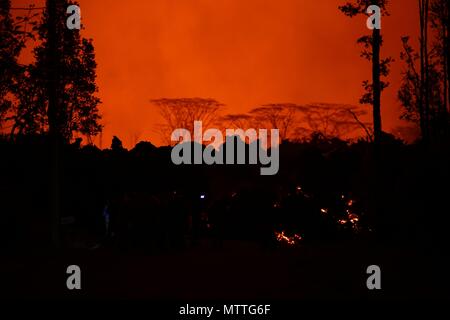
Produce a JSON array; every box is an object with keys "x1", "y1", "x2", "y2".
[
  {"x1": 419, "y1": 0, "x2": 431, "y2": 141},
  {"x1": 150, "y1": 97, "x2": 224, "y2": 144},
  {"x1": 219, "y1": 113, "x2": 253, "y2": 130},
  {"x1": 249, "y1": 103, "x2": 303, "y2": 141},
  {"x1": 398, "y1": 0, "x2": 449, "y2": 141},
  {"x1": 9, "y1": 0, "x2": 102, "y2": 141},
  {"x1": 245, "y1": 103, "x2": 369, "y2": 142},
  {"x1": 339, "y1": 0, "x2": 392, "y2": 146},
  {"x1": 300, "y1": 103, "x2": 371, "y2": 141},
  {"x1": 430, "y1": 0, "x2": 449, "y2": 136}
]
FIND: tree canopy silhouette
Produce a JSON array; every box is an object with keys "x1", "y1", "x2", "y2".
[
  {"x1": 249, "y1": 103, "x2": 303, "y2": 141},
  {"x1": 150, "y1": 97, "x2": 224, "y2": 144},
  {"x1": 300, "y1": 103, "x2": 371, "y2": 141},
  {"x1": 222, "y1": 103, "x2": 369, "y2": 142},
  {"x1": 3, "y1": 0, "x2": 102, "y2": 142}
]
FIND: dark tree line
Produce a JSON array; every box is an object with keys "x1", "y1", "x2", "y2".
[
  {"x1": 151, "y1": 98, "x2": 371, "y2": 145},
  {"x1": 2, "y1": 131, "x2": 449, "y2": 250}
]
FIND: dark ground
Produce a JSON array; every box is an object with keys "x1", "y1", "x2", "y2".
[{"x1": 2, "y1": 240, "x2": 449, "y2": 301}]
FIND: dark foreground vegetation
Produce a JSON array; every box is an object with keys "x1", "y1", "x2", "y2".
[{"x1": 1, "y1": 133, "x2": 449, "y2": 252}]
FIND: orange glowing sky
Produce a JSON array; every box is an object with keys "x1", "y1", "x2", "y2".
[{"x1": 14, "y1": 0, "x2": 419, "y2": 147}]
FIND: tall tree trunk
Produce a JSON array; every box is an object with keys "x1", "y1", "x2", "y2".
[
  {"x1": 424, "y1": 0, "x2": 430, "y2": 140},
  {"x1": 46, "y1": 0, "x2": 61, "y2": 248},
  {"x1": 447, "y1": 0, "x2": 450, "y2": 116},
  {"x1": 419, "y1": 0, "x2": 429, "y2": 142},
  {"x1": 47, "y1": 0, "x2": 59, "y2": 137},
  {"x1": 372, "y1": 27, "x2": 382, "y2": 146},
  {"x1": 372, "y1": 25, "x2": 383, "y2": 240},
  {"x1": 442, "y1": 12, "x2": 448, "y2": 136}
]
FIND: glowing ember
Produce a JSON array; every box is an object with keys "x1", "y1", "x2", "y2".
[
  {"x1": 320, "y1": 208, "x2": 328, "y2": 214},
  {"x1": 348, "y1": 213, "x2": 359, "y2": 223},
  {"x1": 338, "y1": 219, "x2": 347, "y2": 225},
  {"x1": 275, "y1": 230, "x2": 303, "y2": 246}
]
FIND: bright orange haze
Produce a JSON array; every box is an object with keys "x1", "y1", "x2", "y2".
[{"x1": 15, "y1": 0, "x2": 419, "y2": 147}]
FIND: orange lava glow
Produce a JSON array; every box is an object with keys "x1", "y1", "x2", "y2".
[
  {"x1": 275, "y1": 230, "x2": 302, "y2": 246},
  {"x1": 13, "y1": 0, "x2": 419, "y2": 147}
]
